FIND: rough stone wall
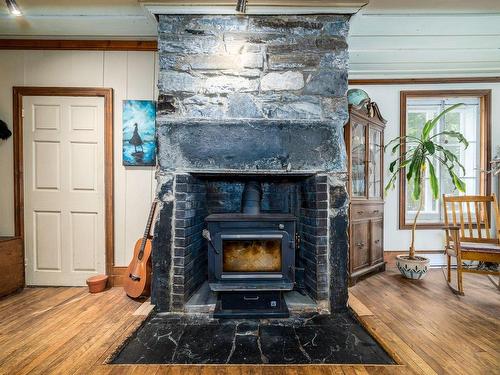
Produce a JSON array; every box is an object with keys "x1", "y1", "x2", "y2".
[
  {"x1": 328, "y1": 173, "x2": 350, "y2": 312},
  {"x1": 152, "y1": 14, "x2": 351, "y2": 313},
  {"x1": 156, "y1": 14, "x2": 349, "y2": 174},
  {"x1": 151, "y1": 174, "x2": 175, "y2": 310},
  {"x1": 157, "y1": 15, "x2": 349, "y2": 125}
]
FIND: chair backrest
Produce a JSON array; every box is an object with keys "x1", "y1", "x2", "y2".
[{"x1": 443, "y1": 194, "x2": 500, "y2": 245}]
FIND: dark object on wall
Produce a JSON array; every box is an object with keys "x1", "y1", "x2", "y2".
[
  {"x1": 344, "y1": 100, "x2": 387, "y2": 285},
  {"x1": 0, "y1": 119, "x2": 12, "y2": 140}
]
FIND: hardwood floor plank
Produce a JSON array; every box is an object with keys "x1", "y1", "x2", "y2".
[
  {"x1": 0, "y1": 267, "x2": 497, "y2": 374},
  {"x1": 350, "y1": 269, "x2": 500, "y2": 375}
]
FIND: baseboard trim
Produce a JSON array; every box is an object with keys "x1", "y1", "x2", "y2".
[
  {"x1": 384, "y1": 250, "x2": 445, "y2": 267},
  {"x1": 110, "y1": 266, "x2": 128, "y2": 287}
]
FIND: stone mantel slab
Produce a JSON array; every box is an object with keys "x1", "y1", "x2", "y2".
[{"x1": 156, "y1": 119, "x2": 347, "y2": 173}]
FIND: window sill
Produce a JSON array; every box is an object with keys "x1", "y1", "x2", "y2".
[{"x1": 399, "y1": 223, "x2": 445, "y2": 230}]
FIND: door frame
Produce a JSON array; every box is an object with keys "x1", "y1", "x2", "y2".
[{"x1": 12, "y1": 87, "x2": 117, "y2": 285}]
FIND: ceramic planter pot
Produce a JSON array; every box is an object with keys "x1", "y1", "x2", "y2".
[
  {"x1": 86, "y1": 274, "x2": 108, "y2": 293},
  {"x1": 396, "y1": 255, "x2": 430, "y2": 280}
]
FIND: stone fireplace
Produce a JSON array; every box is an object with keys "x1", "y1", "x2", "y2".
[{"x1": 152, "y1": 14, "x2": 350, "y2": 314}]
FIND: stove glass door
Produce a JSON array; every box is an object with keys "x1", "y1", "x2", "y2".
[{"x1": 222, "y1": 238, "x2": 282, "y2": 272}]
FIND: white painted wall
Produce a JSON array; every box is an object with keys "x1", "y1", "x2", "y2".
[
  {"x1": 0, "y1": 50, "x2": 158, "y2": 267},
  {"x1": 348, "y1": 83, "x2": 500, "y2": 257}
]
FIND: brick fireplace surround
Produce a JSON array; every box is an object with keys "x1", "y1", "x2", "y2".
[{"x1": 151, "y1": 14, "x2": 350, "y2": 314}]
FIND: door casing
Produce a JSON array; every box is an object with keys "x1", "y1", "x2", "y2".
[{"x1": 12, "y1": 87, "x2": 125, "y2": 286}]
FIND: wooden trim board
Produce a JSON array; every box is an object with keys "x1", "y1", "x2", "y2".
[
  {"x1": 0, "y1": 39, "x2": 157, "y2": 51},
  {"x1": 12, "y1": 87, "x2": 122, "y2": 287}
]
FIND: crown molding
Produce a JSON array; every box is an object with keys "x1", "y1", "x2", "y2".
[{"x1": 140, "y1": 1, "x2": 368, "y2": 15}]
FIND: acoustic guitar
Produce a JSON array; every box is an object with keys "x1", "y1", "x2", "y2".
[{"x1": 124, "y1": 200, "x2": 157, "y2": 298}]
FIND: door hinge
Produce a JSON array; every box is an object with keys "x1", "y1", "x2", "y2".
[
  {"x1": 295, "y1": 233, "x2": 301, "y2": 250},
  {"x1": 22, "y1": 108, "x2": 25, "y2": 118}
]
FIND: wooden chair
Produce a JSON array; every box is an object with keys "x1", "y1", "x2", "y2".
[{"x1": 442, "y1": 194, "x2": 500, "y2": 295}]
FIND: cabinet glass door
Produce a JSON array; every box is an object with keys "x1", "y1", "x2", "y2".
[
  {"x1": 351, "y1": 122, "x2": 366, "y2": 197},
  {"x1": 368, "y1": 127, "x2": 382, "y2": 199}
]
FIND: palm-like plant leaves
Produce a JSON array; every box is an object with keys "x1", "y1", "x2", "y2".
[
  {"x1": 422, "y1": 103, "x2": 463, "y2": 140},
  {"x1": 385, "y1": 103, "x2": 468, "y2": 200},
  {"x1": 427, "y1": 158, "x2": 439, "y2": 199},
  {"x1": 384, "y1": 103, "x2": 469, "y2": 258}
]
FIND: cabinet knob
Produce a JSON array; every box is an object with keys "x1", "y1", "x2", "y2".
[
  {"x1": 357, "y1": 210, "x2": 364, "y2": 214},
  {"x1": 374, "y1": 239, "x2": 380, "y2": 244},
  {"x1": 356, "y1": 242, "x2": 365, "y2": 247},
  {"x1": 373, "y1": 209, "x2": 379, "y2": 213}
]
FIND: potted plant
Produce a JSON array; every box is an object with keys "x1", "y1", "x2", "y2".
[{"x1": 385, "y1": 103, "x2": 468, "y2": 279}]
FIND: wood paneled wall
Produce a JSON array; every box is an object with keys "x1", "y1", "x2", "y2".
[{"x1": 0, "y1": 50, "x2": 158, "y2": 272}]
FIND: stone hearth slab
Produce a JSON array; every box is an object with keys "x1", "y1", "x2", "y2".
[
  {"x1": 185, "y1": 282, "x2": 318, "y2": 315},
  {"x1": 111, "y1": 311, "x2": 394, "y2": 365}
]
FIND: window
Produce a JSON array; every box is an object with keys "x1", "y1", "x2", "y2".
[{"x1": 399, "y1": 90, "x2": 491, "y2": 229}]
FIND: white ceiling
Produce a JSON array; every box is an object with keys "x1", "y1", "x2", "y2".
[{"x1": 0, "y1": 0, "x2": 499, "y2": 38}]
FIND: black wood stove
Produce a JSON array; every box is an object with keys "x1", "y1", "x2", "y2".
[{"x1": 204, "y1": 181, "x2": 297, "y2": 318}]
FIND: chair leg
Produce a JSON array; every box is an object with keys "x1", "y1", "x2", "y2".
[
  {"x1": 457, "y1": 260, "x2": 464, "y2": 295},
  {"x1": 447, "y1": 254, "x2": 451, "y2": 282}
]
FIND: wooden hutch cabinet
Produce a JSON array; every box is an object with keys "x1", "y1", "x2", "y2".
[{"x1": 344, "y1": 101, "x2": 386, "y2": 284}]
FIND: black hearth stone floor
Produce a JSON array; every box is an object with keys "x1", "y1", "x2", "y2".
[{"x1": 111, "y1": 311, "x2": 395, "y2": 365}]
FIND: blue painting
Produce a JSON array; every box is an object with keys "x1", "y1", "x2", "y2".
[{"x1": 122, "y1": 100, "x2": 156, "y2": 166}]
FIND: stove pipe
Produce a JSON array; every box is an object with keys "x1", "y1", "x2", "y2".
[{"x1": 241, "y1": 181, "x2": 262, "y2": 215}]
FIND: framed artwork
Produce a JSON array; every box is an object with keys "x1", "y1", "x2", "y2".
[{"x1": 122, "y1": 100, "x2": 156, "y2": 166}]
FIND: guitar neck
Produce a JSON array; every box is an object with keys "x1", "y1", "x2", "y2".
[{"x1": 138, "y1": 200, "x2": 157, "y2": 258}]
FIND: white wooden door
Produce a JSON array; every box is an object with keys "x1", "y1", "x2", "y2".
[{"x1": 23, "y1": 96, "x2": 105, "y2": 286}]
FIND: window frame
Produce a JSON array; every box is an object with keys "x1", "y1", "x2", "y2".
[{"x1": 399, "y1": 90, "x2": 491, "y2": 230}]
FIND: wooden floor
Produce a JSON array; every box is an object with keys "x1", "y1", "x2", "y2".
[{"x1": 0, "y1": 267, "x2": 498, "y2": 375}]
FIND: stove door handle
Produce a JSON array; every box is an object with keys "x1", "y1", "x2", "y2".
[
  {"x1": 202, "y1": 229, "x2": 219, "y2": 254},
  {"x1": 243, "y1": 296, "x2": 259, "y2": 301}
]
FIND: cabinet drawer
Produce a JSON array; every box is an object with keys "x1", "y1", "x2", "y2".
[{"x1": 351, "y1": 203, "x2": 383, "y2": 220}]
